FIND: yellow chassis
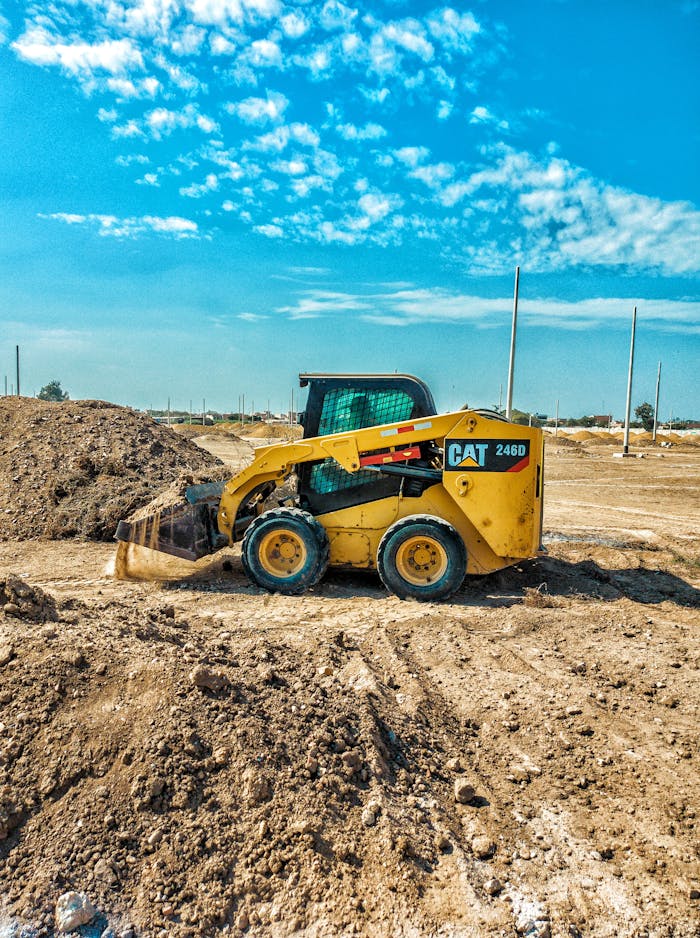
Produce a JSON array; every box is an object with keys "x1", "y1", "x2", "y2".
[{"x1": 218, "y1": 410, "x2": 544, "y2": 576}]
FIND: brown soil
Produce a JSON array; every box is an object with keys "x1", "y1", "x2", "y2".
[
  {"x1": 0, "y1": 420, "x2": 699, "y2": 937},
  {"x1": 0, "y1": 398, "x2": 224, "y2": 542},
  {"x1": 556, "y1": 431, "x2": 700, "y2": 450}
]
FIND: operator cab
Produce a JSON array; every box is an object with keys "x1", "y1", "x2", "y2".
[{"x1": 296, "y1": 373, "x2": 438, "y2": 515}]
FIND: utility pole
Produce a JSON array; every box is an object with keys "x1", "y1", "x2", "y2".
[
  {"x1": 622, "y1": 306, "x2": 637, "y2": 456},
  {"x1": 15, "y1": 345, "x2": 20, "y2": 397},
  {"x1": 652, "y1": 361, "x2": 661, "y2": 444},
  {"x1": 3, "y1": 375, "x2": 7, "y2": 396},
  {"x1": 505, "y1": 266, "x2": 520, "y2": 421},
  {"x1": 189, "y1": 400, "x2": 192, "y2": 425},
  {"x1": 167, "y1": 397, "x2": 171, "y2": 426},
  {"x1": 554, "y1": 399, "x2": 559, "y2": 437}
]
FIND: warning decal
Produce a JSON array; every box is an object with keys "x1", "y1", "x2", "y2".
[{"x1": 445, "y1": 439, "x2": 530, "y2": 472}]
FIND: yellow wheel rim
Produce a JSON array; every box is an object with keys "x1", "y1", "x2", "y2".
[
  {"x1": 395, "y1": 536, "x2": 448, "y2": 586},
  {"x1": 258, "y1": 528, "x2": 307, "y2": 578}
]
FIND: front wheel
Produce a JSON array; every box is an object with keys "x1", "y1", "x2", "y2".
[
  {"x1": 241, "y1": 507, "x2": 329, "y2": 595},
  {"x1": 377, "y1": 515, "x2": 466, "y2": 601}
]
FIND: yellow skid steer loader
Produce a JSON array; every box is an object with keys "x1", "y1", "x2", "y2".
[{"x1": 116, "y1": 374, "x2": 544, "y2": 601}]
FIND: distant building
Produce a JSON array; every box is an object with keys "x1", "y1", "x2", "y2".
[{"x1": 591, "y1": 415, "x2": 612, "y2": 427}]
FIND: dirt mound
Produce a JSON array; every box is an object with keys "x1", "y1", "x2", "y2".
[
  {"x1": 241, "y1": 423, "x2": 303, "y2": 442},
  {"x1": 0, "y1": 585, "x2": 482, "y2": 937},
  {"x1": 169, "y1": 424, "x2": 208, "y2": 439},
  {"x1": 0, "y1": 550, "x2": 698, "y2": 937},
  {"x1": 0, "y1": 398, "x2": 224, "y2": 542},
  {"x1": 172, "y1": 425, "x2": 242, "y2": 442},
  {"x1": 545, "y1": 434, "x2": 580, "y2": 448},
  {"x1": 244, "y1": 423, "x2": 276, "y2": 439},
  {"x1": 1, "y1": 575, "x2": 57, "y2": 622}
]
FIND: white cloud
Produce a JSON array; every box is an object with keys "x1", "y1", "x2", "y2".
[
  {"x1": 112, "y1": 118, "x2": 147, "y2": 138},
  {"x1": 13, "y1": 28, "x2": 143, "y2": 76},
  {"x1": 245, "y1": 125, "x2": 290, "y2": 152},
  {"x1": 456, "y1": 146, "x2": 700, "y2": 275},
  {"x1": 280, "y1": 11, "x2": 310, "y2": 38},
  {"x1": 170, "y1": 23, "x2": 207, "y2": 55},
  {"x1": 436, "y1": 99, "x2": 453, "y2": 120},
  {"x1": 226, "y1": 92, "x2": 288, "y2": 123},
  {"x1": 115, "y1": 153, "x2": 150, "y2": 166},
  {"x1": 320, "y1": 1, "x2": 358, "y2": 32},
  {"x1": 276, "y1": 290, "x2": 370, "y2": 318},
  {"x1": 290, "y1": 123, "x2": 321, "y2": 147},
  {"x1": 40, "y1": 212, "x2": 86, "y2": 225},
  {"x1": 271, "y1": 158, "x2": 307, "y2": 175},
  {"x1": 152, "y1": 53, "x2": 202, "y2": 93},
  {"x1": 247, "y1": 38, "x2": 282, "y2": 67},
  {"x1": 144, "y1": 104, "x2": 219, "y2": 139},
  {"x1": 470, "y1": 105, "x2": 510, "y2": 131},
  {"x1": 197, "y1": 114, "x2": 219, "y2": 133},
  {"x1": 209, "y1": 33, "x2": 237, "y2": 54},
  {"x1": 40, "y1": 211, "x2": 199, "y2": 239},
  {"x1": 136, "y1": 172, "x2": 160, "y2": 186},
  {"x1": 358, "y1": 192, "x2": 397, "y2": 222},
  {"x1": 180, "y1": 173, "x2": 219, "y2": 196},
  {"x1": 311, "y1": 148, "x2": 343, "y2": 180},
  {"x1": 243, "y1": 119, "x2": 320, "y2": 155},
  {"x1": 426, "y1": 8, "x2": 481, "y2": 53},
  {"x1": 276, "y1": 285, "x2": 700, "y2": 331},
  {"x1": 382, "y1": 20, "x2": 433, "y2": 62},
  {"x1": 336, "y1": 122, "x2": 387, "y2": 142},
  {"x1": 393, "y1": 146, "x2": 429, "y2": 168},
  {"x1": 410, "y1": 162, "x2": 455, "y2": 188},
  {"x1": 290, "y1": 174, "x2": 330, "y2": 197},
  {"x1": 294, "y1": 43, "x2": 334, "y2": 77},
  {"x1": 360, "y1": 86, "x2": 390, "y2": 105},
  {"x1": 13, "y1": 3, "x2": 699, "y2": 275},
  {"x1": 186, "y1": 0, "x2": 281, "y2": 27},
  {"x1": 254, "y1": 223, "x2": 284, "y2": 238},
  {"x1": 106, "y1": 76, "x2": 161, "y2": 98}
]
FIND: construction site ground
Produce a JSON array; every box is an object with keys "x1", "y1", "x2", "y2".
[{"x1": 1, "y1": 414, "x2": 699, "y2": 938}]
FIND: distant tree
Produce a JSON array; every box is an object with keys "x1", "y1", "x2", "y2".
[
  {"x1": 634, "y1": 402, "x2": 654, "y2": 431},
  {"x1": 510, "y1": 410, "x2": 542, "y2": 427},
  {"x1": 38, "y1": 380, "x2": 69, "y2": 402}
]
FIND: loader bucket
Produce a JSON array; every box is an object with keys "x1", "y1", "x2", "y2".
[{"x1": 115, "y1": 481, "x2": 228, "y2": 562}]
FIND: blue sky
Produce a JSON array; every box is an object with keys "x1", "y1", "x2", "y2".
[{"x1": 0, "y1": 0, "x2": 698, "y2": 419}]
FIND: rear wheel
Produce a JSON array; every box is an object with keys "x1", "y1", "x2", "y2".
[
  {"x1": 377, "y1": 515, "x2": 466, "y2": 601},
  {"x1": 241, "y1": 507, "x2": 329, "y2": 595}
]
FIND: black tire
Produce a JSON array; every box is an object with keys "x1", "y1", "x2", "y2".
[
  {"x1": 377, "y1": 515, "x2": 466, "y2": 602},
  {"x1": 241, "y1": 507, "x2": 329, "y2": 595}
]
